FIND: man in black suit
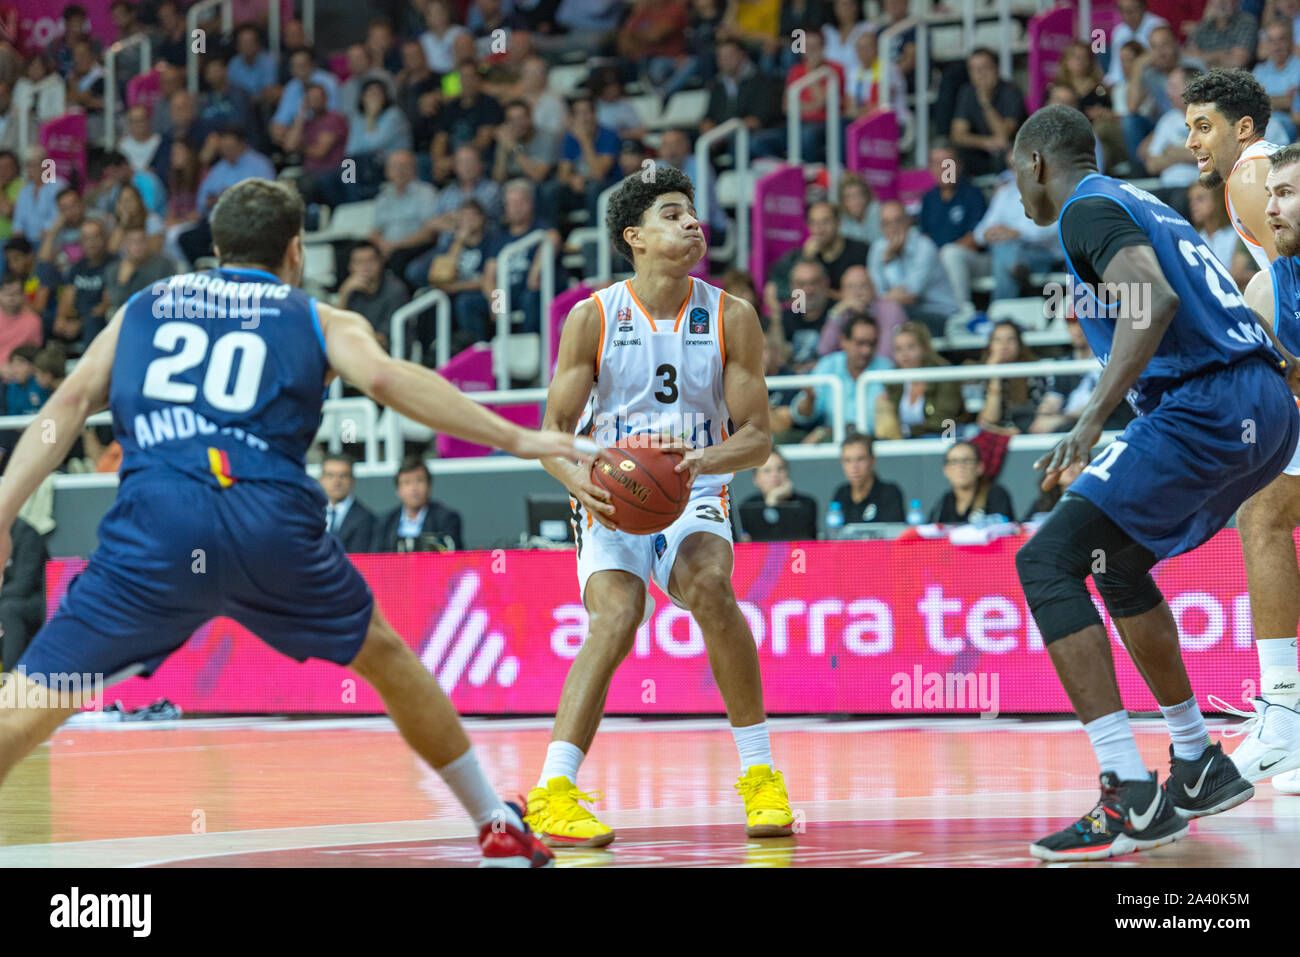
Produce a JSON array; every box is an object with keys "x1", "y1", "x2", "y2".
[
  {"x1": 701, "y1": 38, "x2": 784, "y2": 157},
  {"x1": 320, "y1": 453, "x2": 377, "y2": 553},
  {"x1": 374, "y1": 455, "x2": 463, "y2": 552},
  {"x1": 0, "y1": 517, "x2": 47, "y2": 670}
]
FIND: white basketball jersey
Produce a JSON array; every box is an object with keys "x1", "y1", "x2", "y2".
[
  {"x1": 1228, "y1": 139, "x2": 1282, "y2": 271},
  {"x1": 582, "y1": 278, "x2": 733, "y2": 493}
]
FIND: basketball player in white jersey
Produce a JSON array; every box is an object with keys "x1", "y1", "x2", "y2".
[
  {"x1": 525, "y1": 166, "x2": 793, "y2": 846},
  {"x1": 1183, "y1": 69, "x2": 1300, "y2": 785}
]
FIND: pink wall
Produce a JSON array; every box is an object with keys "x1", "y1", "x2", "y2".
[{"x1": 46, "y1": 530, "x2": 1270, "y2": 715}]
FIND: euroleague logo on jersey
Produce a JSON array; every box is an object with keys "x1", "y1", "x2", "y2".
[{"x1": 689, "y1": 307, "x2": 710, "y2": 335}]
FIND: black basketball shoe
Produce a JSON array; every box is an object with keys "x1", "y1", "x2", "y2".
[
  {"x1": 1161, "y1": 742, "x2": 1254, "y2": 819},
  {"x1": 1030, "y1": 771, "x2": 1188, "y2": 862}
]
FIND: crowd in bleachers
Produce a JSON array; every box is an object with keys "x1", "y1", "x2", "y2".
[{"x1": 0, "y1": 0, "x2": 1289, "y2": 491}]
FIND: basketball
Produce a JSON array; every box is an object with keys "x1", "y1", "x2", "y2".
[{"x1": 590, "y1": 440, "x2": 691, "y2": 535}]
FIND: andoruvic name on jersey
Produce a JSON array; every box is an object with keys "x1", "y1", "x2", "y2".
[
  {"x1": 1058, "y1": 174, "x2": 1285, "y2": 415},
  {"x1": 584, "y1": 277, "x2": 735, "y2": 494},
  {"x1": 112, "y1": 267, "x2": 329, "y2": 494}
]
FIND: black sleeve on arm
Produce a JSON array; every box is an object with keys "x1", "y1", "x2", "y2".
[{"x1": 1059, "y1": 196, "x2": 1153, "y2": 285}]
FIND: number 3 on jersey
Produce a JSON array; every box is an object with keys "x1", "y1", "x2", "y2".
[
  {"x1": 142, "y1": 321, "x2": 267, "y2": 413},
  {"x1": 654, "y1": 363, "x2": 678, "y2": 403}
]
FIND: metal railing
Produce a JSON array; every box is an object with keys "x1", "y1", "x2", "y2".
[
  {"x1": 767, "y1": 374, "x2": 848, "y2": 444},
  {"x1": 786, "y1": 65, "x2": 841, "y2": 194},
  {"x1": 493, "y1": 228, "x2": 558, "y2": 390},
  {"x1": 318, "y1": 395, "x2": 380, "y2": 463},
  {"x1": 187, "y1": 0, "x2": 233, "y2": 94},
  {"x1": 386, "y1": 288, "x2": 452, "y2": 464},
  {"x1": 104, "y1": 34, "x2": 152, "y2": 150},
  {"x1": 876, "y1": 15, "x2": 918, "y2": 161},
  {"x1": 269, "y1": 0, "x2": 281, "y2": 57},
  {"x1": 854, "y1": 357, "x2": 1102, "y2": 434},
  {"x1": 390, "y1": 287, "x2": 451, "y2": 369},
  {"x1": 15, "y1": 75, "x2": 64, "y2": 156},
  {"x1": 696, "y1": 118, "x2": 749, "y2": 272}
]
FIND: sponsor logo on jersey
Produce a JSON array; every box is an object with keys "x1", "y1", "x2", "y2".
[
  {"x1": 689, "y1": 307, "x2": 709, "y2": 334},
  {"x1": 685, "y1": 339, "x2": 712, "y2": 345},
  {"x1": 611, "y1": 337, "x2": 642, "y2": 347}
]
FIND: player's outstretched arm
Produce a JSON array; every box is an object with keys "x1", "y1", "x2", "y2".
[
  {"x1": 1230, "y1": 159, "x2": 1281, "y2": 263},
  {"x1": 317, "y1": 302, "x2": 595, "y2": 463},
  {"x1": 1034, "y1": 245, "x2": 1179, "y2": 489},
  {"x1": 679, "y1": 293, "x2": 772, "y2": 481},
  {"x1": 0, "y1": 307, "x2": 124, "y2": 532},
  {"x1": 538, "y1": 298, "x2": 615, "y2": 527}
]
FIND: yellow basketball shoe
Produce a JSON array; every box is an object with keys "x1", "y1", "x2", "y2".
[
  {"x1": 524, "y1": 777, "x2": 616, "y2": 848},
  {"x1": 735, "y1": 765, "x2": 795, "y2": 837}
]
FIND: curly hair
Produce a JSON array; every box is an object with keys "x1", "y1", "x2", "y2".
[
  {"x1": 605, "y1": 165, "x2": 697, "y2": 263},
  {"x1": 1182, "y1": 68, "x2": 1271, "y2": 136}
]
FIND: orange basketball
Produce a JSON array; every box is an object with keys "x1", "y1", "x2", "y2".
[{"x1": 590, "y1": 440, "x2": 691, "y2": 535}]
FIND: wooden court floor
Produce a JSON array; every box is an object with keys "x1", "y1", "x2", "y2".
[{"x1": 2, "y1": 716, "x2": 1298, "y2": 867}]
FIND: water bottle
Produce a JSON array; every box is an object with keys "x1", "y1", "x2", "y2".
[
  {"x1": 826, "y1": 500, "x2": 845, "y2": 533},
  {"x1": 906, "y1": 499, "x2": 924, "y2": 526}
]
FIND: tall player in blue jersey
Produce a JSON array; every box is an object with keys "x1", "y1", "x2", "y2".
[
  {"x1": 1011, "y1": 106, "x2": 1300, "y2": 861},
  {"x1": 0, "y1": 178, "x2": 597, "y2": 868}
]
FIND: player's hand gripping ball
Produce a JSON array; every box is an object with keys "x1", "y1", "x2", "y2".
[{"x1": 590, "y1": 437, "x2": 692, "y2": 534}]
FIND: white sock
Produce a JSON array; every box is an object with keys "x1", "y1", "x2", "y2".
[
  {"x1": 1159, "y1": 696, "x2": 1210, "y2": 761},
  {"x1": 1258, "y1": 638, "x2": 1300, "y2": 707},
  {"x1": 1084, "y1": 710, "x2": 1148, "y2": 781},
  {"x1": 732, "y1": 721, "x2": 773, "y2": 773},
  {"x1": 437, "y1": 748, "x2": 519, "y2": 831},
  {"x1": 536, "y1": 740, "x2": 585, "y2": 789}
]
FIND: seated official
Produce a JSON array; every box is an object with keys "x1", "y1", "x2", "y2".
[
  {"x1": 928, "y1": 440, "x2": 1015, "y2": 524},
  {"x1": 738, "y1": 450, "x2": 819, "y2": 542},
  {"x1": 0, "y1": 516, "x2": 46, "y2": 671},
  {"x1": 373, "y1": 455, "x2": 463, "y2": 552},
  {"x1": 319, "y1": 452, "x2": 376, "y2": 553},
  {"x1": 830, "y1": 433, "x2": 905, "y2": 523}
]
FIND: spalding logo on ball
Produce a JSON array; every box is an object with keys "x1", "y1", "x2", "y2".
[{"x1": 590, "y1": 438, "x2": 692, "y2": 535}]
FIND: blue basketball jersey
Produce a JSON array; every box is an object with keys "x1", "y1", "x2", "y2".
[
  {"x1": 110, "y1": 267, "x2": 328, "y2": 493},
  {"x1": 1269, "y1": 256, "x2": 1300, "y2": 358},
  {"x1": 1058, "y1": 173, "x2": 1284, "y2": 415}
]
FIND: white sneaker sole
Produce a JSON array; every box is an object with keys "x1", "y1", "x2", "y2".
[
  {"x1": 1232, "y1": 747, "x2": 1300, "y2": 784},
  {"x1": 1174, "y1": 784, "x2": 1254, "y2": 819},
  {"x1": 1272, "y1": 768, "x2": 1300, "y2": 793},
  {"x1": 1029, "y1": 823, "x2": 1190, "y2": 862}
]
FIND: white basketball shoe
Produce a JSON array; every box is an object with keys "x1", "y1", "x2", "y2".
[{"x1": 1209, "y1": 693, "x2": 1300, "y2": 783}]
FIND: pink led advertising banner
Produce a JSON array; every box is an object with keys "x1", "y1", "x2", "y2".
[{"x1": 44, "y1": 532, "x2": 1263, "y2": 715}]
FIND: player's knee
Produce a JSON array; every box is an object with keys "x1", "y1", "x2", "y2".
[
  {"x1": 586, "y1": 605, "x2": 641, "y2": 661},
  {"x1": 350, "y1": 616, "x2": 408, "y2": 679},
  {"x1": 1015, "y1": 506, "x2": 1102, "y2": 645},
  {"x1": 678, "y1": 567, "x2": 736, "y2": 615},
  {"x1": 1239, "y1": 480, "x2": 1300, "y2": 540},
  {"x1": 1093, "y1": 569, "x2": 1163, "y2": 621}
]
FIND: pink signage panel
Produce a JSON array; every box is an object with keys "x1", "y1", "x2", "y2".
[
  {"x1": 44, "y1": 532, "x2": 1270, "y2": 715},
  {"x1": 1027, "y1": 4, "x2": 1077, "y2": 113},
  {"x1": 748, "y1": 165, "x2": 806, "y2": 294},
  {"x1": 847, "y1": 109, "x2": 900, "y2": 201}
]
